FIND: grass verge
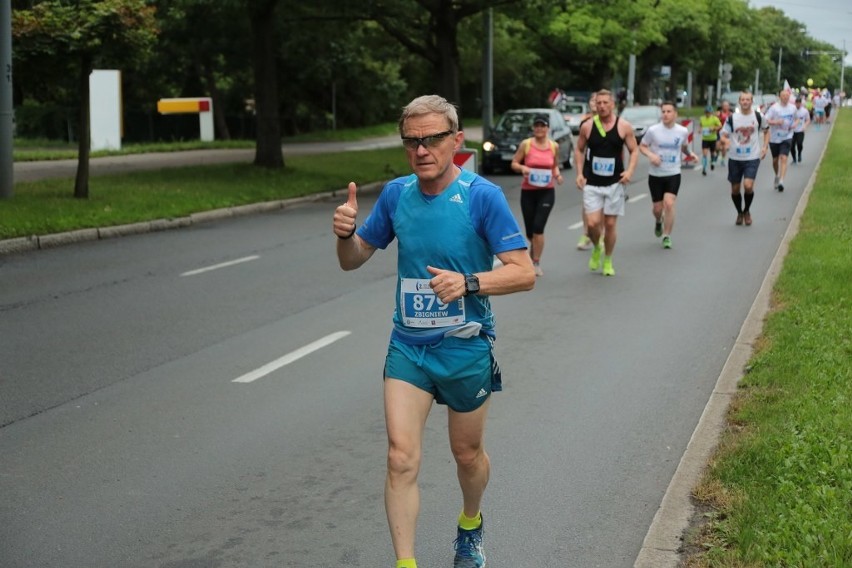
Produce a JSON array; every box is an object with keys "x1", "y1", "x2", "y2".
[
  {"x1": 683, "y1": 110, "x2": 852, "y2": 566},
  {"x1": 0, "y1": 148, "x2": 410, "y2": 239}
]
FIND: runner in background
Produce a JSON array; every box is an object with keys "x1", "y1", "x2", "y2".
[
  {"x1": 715, "y1": 100, "x2": 732, "y2": 166},
  {"x1": 764, "y1": 86, "x2": 799, "y2": 192},
  {"x1": 720, "y1": 91, "x2": 769, "y2": 226},
  {"x1": 576, "y1": 92, "x2": 598, "y2": 251},
  {"x1": 511, "y1": 114, "x2": 564, "y2": 276},
  {"x1": 790, "y1": 97, "x2": 810, "y2": 164},
  {"x1": 699, "y1": 105, "x2": 722, "y2": 176},
  {"x1": 639, "y1": 101, "x2": 699, "y2": 249}
]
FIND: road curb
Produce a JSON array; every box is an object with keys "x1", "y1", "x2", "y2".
[
  {"x1": 633, "y1": 125, "x2": 829, "y2": 567},
  {"x1": 0, "y1": 181, "x2": 386, "y2": 256}
]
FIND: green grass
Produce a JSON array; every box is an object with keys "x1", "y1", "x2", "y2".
[
  {"x1": 2, "y1": 118, "x2": 487, "y2": 240},
  {"x1": 0, "y1": 148, "x2": 410, "y2": 239},
  {"x1": 686, "y1": 110, "x2": 852, "y2": 567}
]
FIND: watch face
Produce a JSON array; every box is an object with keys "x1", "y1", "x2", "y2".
[{"x1": 466, "y1": 275, "x2": 480, "y2": 294}]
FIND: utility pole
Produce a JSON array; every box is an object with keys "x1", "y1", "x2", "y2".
[
  {"x1": 716, "y1": 57, "x2": 722, "y2": 105},
  {"x1": 627, "y1": 32, "x2": 636, "y2": 106},
  {"x1": 1, "y1": 0, "x2": 13, "y2": 199},
  {"x1": 776, "y1": 47, "x2": 782, "y2": 88}
]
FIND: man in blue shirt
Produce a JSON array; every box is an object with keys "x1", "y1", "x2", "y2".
[{"x1": 333, "y1": 95, "x2": 535, "y2": 568}]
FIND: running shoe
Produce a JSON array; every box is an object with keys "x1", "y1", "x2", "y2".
[
  {"x1": 720, "y1": 158, "x2": 726, "y2": 166},
  {"x1": 662, "y1": 235, "x2": 672, "y2": 249},
  {"x1": 777, "y1": 181, "x2": 784, "y2": 192},
  {"x1": 710, "y1": 162, "x2": 715, "y2": 171},
  {"x1": 702, "y1": 168, "x2": 707, "y2": 176},
  {"x1": 654, "y1": 218, "x2": 663, "y2": 238},
  {"x1": 736, "y1": 213, "x2": 744, "y2": 226},
  {"x1": 773, "y1": 175, "x2": 780, "y2": 190},
  {"x1": 454, "y1": 520, "x2": 486, "y2": 568},
  {"x1": 744, "y1": 212, "x2": 752, "y2": 226},
  {"x1": 576, "y1": 235, "x2": 593, "y2": 250},
  {"x1": 533, "y1": 262, "x2": 544, "y2": 277},
  {"x1": 602, "y1": 257, "x2": 615, "y2": 276},
  {"x1": 589, "y1": 245, "x2": 602, "y2": 272}
]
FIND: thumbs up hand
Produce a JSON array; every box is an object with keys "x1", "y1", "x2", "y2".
[
  {"x1": 427, "y1": 265, "x2": 465, "y2": 304},
  {"x1": 333, "y1": 182, "x2": 359, "y2": 238}
]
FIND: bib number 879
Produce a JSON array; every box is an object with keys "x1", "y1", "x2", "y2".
[{"x1": 412, "y1": 294, "x2": 448, "y2": 311}]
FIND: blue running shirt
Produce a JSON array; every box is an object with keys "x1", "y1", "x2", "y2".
[{"x1": 357, "y1": 169, "x2": 526, "y2": 341}]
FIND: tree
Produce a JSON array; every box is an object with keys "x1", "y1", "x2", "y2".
[
  {"x1": 12, "y1": 0, "x2": 158, "y2": 198},
  {"x1": 246, "y1": 0, "x2": 283, "y2": 168},
  {"x1": 365, "y1": 0, "x2": 521, "y2": 108}
]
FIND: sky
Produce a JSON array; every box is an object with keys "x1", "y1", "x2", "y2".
[{"x1": 749, "y1": 0, "x2": 852, "y2": 66}]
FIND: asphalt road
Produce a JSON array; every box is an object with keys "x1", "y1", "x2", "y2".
[{"x1": 0, "y1": 126, "x2": 828, "y2": 567}]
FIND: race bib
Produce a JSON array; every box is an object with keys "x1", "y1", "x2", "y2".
[
  {"x1": 400, "y1": 278, "x2": 465, "y2": 328},
  {"x1": 735, "y1": 146, "x2": 752, "y2": 156},
  {"x1": 527, "y1": 168, "x2": 552, "y2": 187},
  {"x1": 702, "y1": 127, "x2": 712, "y2": 136},
  {"x1": 591, "y1": 156, "x2": 616, "y2": 176},
  {"x1": 660, "y1": 150, "x2": 678, "y2": 164}
]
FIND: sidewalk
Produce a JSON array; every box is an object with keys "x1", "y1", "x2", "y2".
[{"x1": 13, "y1": 127, "x2": 484, "y2": 183}]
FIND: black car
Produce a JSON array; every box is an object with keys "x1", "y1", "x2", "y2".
[{"x1": 481, "y1": 108, "x2": 574, "y2": 175}]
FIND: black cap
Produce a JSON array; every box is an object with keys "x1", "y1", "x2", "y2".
[{"x1": 533, "y1": 114, "x2": 550, "y2": 126}]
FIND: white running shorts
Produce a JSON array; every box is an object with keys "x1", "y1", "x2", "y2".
[{"x1": 583, "y1": 182, "x2": 626, "y2": 216}]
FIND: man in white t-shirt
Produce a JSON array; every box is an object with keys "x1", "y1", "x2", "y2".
[
  {"x1": 639, "y1": 101, "x2": 698, "y2": 249},
  {"x1": 791, "y1": 98, "x2": 811, "y2": 164},
  {"x1": 764, "y1": 88, "x2": 800, "y2": 192},
  {"x1": 721, "y1": 91, "x2": 770, "y2": 226}
]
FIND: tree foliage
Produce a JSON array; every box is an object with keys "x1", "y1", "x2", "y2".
[
  {"x1": 11, "y1": 0, "x2": 849, "y2": 178},
  {"x1": 12, "y1": 0, "x2": 158, "y2": 197}
]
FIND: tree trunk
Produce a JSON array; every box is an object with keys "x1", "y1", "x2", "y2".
[
  {"x1": 250, "y1": 1, "x2": 283, "y2": 168},
  {"x1": 74, "y1": 54, "x2": 93, "y2": 199},
  {"x1": 434, "y1": 6, "x2": 461, "y2": 107}
]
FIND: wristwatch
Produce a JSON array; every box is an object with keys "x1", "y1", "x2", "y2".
[{"x1": 463, "y1": 273, "x2": 480, "y2": 296}]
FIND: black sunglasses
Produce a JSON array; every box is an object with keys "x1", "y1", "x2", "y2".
[{"x1": 401, "y1": 130, "x2": 454, "y2": 150}]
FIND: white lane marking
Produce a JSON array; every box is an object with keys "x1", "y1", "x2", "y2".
[
  {"x1": 232, "y1": 331, "x2": 351, "y2": 383},
  {"x1": 181, "y1": 255, "x2": 260, "y2": 277},
  {"x1": 568, "y1": 221, "x2": 584, "y2": 230},
  {"x1": 627, "y1": 193, "x2": 647, "y2": 203}
]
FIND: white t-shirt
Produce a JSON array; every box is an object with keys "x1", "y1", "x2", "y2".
[
  {"x1": 793, "y1": 107, "x2": 810, "y2": 133},
  {"x1": 813, "y1": 96, "x2": 828, "y2": 111},
  {"x1": 764, "y1": 101, "x2": 797, "y2": 143},
  {"x1": 641, "y1": 122, "x2": 689, "y2": 177},
  {"x1": 723, "y1": 111, "x2": 768, "y2": 161}
]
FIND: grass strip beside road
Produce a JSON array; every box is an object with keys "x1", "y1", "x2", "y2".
[
  {"x1": 685, "y1": 111, "x2": 852, "y2": 566},
  {"x1": 0, "y1": 148, "x2": 410, "y2": 240}
]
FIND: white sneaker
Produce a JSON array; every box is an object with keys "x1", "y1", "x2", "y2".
[{"x1": 533, "y1": 263, "x2": 544, "y2": 277}]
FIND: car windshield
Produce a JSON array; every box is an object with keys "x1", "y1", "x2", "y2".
[
  {"x1": 562, "y1": 104, "x2": 586, "y2": 114},
  {"x1": 493, "y1": 112, "x2": 543, "y2": 134},
  {"x1": 720, "y1": 92, "x2": 740, "y2": 107},
  {"x1": 620, "y1": 107, "x2": 659, "y2": 121}
]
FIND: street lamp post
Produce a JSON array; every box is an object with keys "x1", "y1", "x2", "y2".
[{"x1": 805, "y1": 43, "x2": 848, "y2": 96}]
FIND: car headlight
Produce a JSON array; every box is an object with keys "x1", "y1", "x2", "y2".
[{"x1": 482, "y1": 141, "x2": 497, "y2": 152}]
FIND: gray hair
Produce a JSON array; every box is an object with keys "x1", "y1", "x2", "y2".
[{"x1": 398, "y1": 95, "x2": 459, "y2": 134}]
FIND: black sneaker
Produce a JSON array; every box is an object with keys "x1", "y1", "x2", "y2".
[{"x1": 777, "y1": 182, "x2": 784, "y2": 192}]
